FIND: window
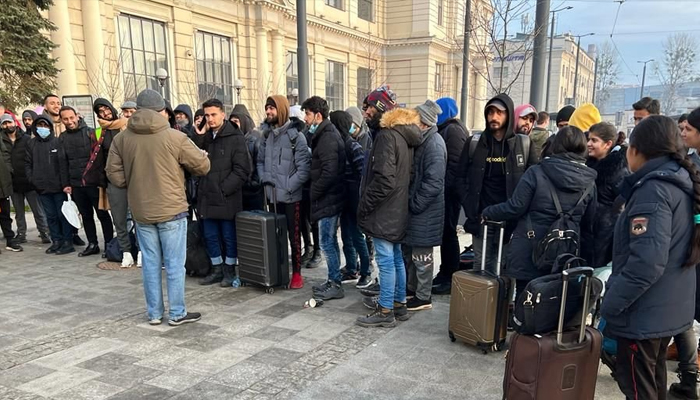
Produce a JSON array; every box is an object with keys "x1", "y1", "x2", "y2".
[
  {"x1": 195, "y1": 31, "x2": 234, "y2": 111},
  {"x1": 357, "y1": 67, "x2": 373, "y2": 107},
  {"x1": 286, "y1": 52, "x2": 299, "y2": 104},
  {"x1": 325, "y1": 0, "x2": 343, "y2": 10},
  {"x1": 326, "y1": 60, "x2": 345, "y2": 111},
  {"x1": 435, "y1": 62, "x2": 445, "y2": 93},
  {"x1": 358, "y1": 0, "x2": 373, "y2": 22},
  {"x1": 438, "y1": 0, "x2": 444, "y2": 26},
  {"x1": 494, "y1": 66, "x2": 509, "y2": 80},
  {"x1": 117, "y1": 14, "x2": 169, "y2": 101}
]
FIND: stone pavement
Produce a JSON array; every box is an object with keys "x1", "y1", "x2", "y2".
[{"x1": 0, "y1": 219, "x2": 673, "y2": 399}]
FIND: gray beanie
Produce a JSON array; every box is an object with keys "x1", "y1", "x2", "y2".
[
  {"x1": 415, "y1": 100, "x2": 442, "y2": 127},
  {"x1": 345, "y1": 106, "x2": 364, "y2": 127},
  {"x1": 120, "y1": 100, "x2": 137, "y2": 110},
  {"x1": 136, "y1": 89, "x2": 165, "y2": 112}
]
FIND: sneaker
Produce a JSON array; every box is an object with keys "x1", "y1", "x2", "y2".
[
  {"x1": 149, "y1": 318, "x2": 162, "y2": 326},
  {"x1": 40, "y1": 233, "x2": 51, "y2": 244},
  {"x1": 301, "y1": 247, "x2": 314, "y2": 265},
  {"x1": 314, "y1": 282, "x2": 345, "y2": 301},
  {"x1": 406, "y1": 297, "x2": 433, "y2": 311},
  {"x1": 121, "y1": 252, "x2": 135, "y2": 268},
  {"x1": 356, "y1": 275, "x2": 373, "y2": 289},
  {"x1": 290, "y1": 272, "x2": 304, "y2": 289},
  {"x1": 356, "y1": 306, "x2": 396, "y2": 328},
  {"x1": 231, "y1": 277, "x2": 241, "y2": 288},
  {"x1": 431, "y1": 281, "x2": 452, "y2": 295},
  {"x1": 362, "y1": 295, "x2": 378, "y2": 310},
  {"x1": 15, "y1": 235, "x2": 27, "y2": 244},
  {"x1": 340, "y1": 270, "x2": 358, "y2": 283},
  {"x1": 359, "y1": 280, "x2": 380, "y2": 297},
  {"x1": 306, "y1": 251, "x2": 323, "y2": 269},
  {"x1": 168, "y1": 312, "x2": 201, "y2": 326},
  {"x1": 55, "y1": 241, "x2": 75, "y2": 255},
  {"x1": 394, "y1": 302, "x2": 410, "y2": 321},
  {"x1": 5, "y1": 241, "x2": 23, "y2": 252},
  {"x1": 136, "y1": 251, "x2": 143, "y2": 268},
  {"x1": 45, "y1": 242, "x2": 61, "y2": 254},
  {"x1": 312, "y1": 280, "x2": 333, "y2": 292}
]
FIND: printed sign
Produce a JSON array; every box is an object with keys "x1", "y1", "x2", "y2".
[{"x1": 62, "y1": 95, "x2": 96, "y2": 129}]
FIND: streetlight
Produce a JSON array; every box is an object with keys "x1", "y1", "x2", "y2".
[
  {"x1": 638, "y1": 59, "x2": 655, "y2": 98},
  {"x1": 545, "y1": 6, "x2": 573, "y2": 112},
  {"x1": 234, "y1": 79, "x2": 244, "y2": 104},
  {"x1": 572, "y1": 33, "x2": 595, "y2": 107},
  {"x1": 155, "y1": 68, "x2": 168, "y2": 98}
]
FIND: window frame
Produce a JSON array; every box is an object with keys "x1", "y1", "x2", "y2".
[
  {"x1": 435, "y1": 62, "x2": 445, "y2": 94},
  {"x1": 325, "y1": 60, "x2": 346, "y2": 111},
  {"x1": 325, "y1": 0, "x2": 344, "y2": 10},
  {"x1": 195, "y1": 30, "x2": 234, "y2": 112},
  {"x1": 437, "y1": 0, "x2": 444, "y2": 26},
  {"x1": 356, "y1": 66, "x2": 373, "y2": 107},
  {"x1": 358, "y1": 0, "x2": 374, "y2": 22}
]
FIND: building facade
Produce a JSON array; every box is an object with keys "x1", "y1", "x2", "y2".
[
  {"x1": 45, "y1": 0, "x2": 490, "y2": 129},
  {"x1": 600, "y1": 82, "x2": 700, "y2": 115}
]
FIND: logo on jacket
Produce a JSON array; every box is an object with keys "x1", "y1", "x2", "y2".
[{"x1": 630, "y1": 217, "x2": 648, "y2": 236}]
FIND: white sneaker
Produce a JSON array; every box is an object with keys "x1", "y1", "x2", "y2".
[
  {"x1": 121, "y1": 252, "x2": 134, "y2": 268},
  {"x1": 137, "y1": 251, "x2": 143, "y2": 268}
]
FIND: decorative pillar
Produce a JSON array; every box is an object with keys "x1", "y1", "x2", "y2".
[
  {"x1": 81, "y1": 0, "x2": 105, "y2": 95},
  {"x1": 49, "y1": 0, "x2": 77, "y2": 95},
  {"x1": 271, "y1": 31, "x2": 285, "y2": 96},
  {"x1": 255, "y1": 28, "x2": 270, "y2": 97}
]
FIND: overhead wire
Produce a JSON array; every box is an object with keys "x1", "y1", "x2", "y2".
[{"x1": 607, "y1": 0, "x2": 642, "y2": 84}]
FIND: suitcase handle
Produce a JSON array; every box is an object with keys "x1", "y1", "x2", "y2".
[
  {"x1": 262, "y1": 181, "x2": 278, "y2": 214},
  {"x1": 481, "y1": 220, "x2": 505, "y2": 276},
  {"x1": 556, "y1": 267, "x2": 594, "y2": 346},
  {"x1": 552, "y1": 253, "x2": 585, "y2": 274}
]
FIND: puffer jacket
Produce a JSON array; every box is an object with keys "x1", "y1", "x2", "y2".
[
  {"x1": 26, "y1": 116, "x2": 66, "y2": 194},
  {"x1": 436, "y1": 97, "x2": 468, "y2": 193},
  {"x1": 59, "y1": 118, "x2": 104, "y2": 188},
  {"x1": 2, "y1": 130, "x2": 33, "y2": 193},
  {"x1": 192, "y1": 120, "x2": 251, "y2": 220},
  {"x1": 0, "y1": 135, "x2": 12, "y2": 198},
  {"x1": 482, "y1": 154, "x2": 597, "y2": 281},
  {"x1": 530, "y1": 127, "x2": 550, "y2": 159},
  {"x1": 358, "y1": 108, "x2": 422, "y2": 242},
  {"x1": 258, "y1": 120, "x2": 311, "y2": 204},
  {"x1": 581, "y1": 146, "x2": 630, "y2": 267},
  {"x1": 310, "y1": 119, "x2": 346, "y2": 222},
  {"x1": 403, "y1": 125, "x2": 447, "y2": 248},
  {"x1": 602, "y1": 156, "x2": 695, "y2": 340},
  {"x1": 330, "y1": 111, "x2": 364, "y2": 213}
]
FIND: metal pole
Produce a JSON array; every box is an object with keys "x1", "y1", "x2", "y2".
[
  {"x1": 529, "y1": 0, "x2": 550, "y2": 111},
  {"x1": 297, "y1": 0, "x2": 309, "y2": 103},
  {"x1": 592, "y1": 57, "x2": 598, "y2": 103},
  {"x1": 572, "y1": 36, "x2": 582, "y2": 107},
  {"x1": 544, "y1": 12, "x2": 556, "y2": 112},
  {"x1": 460, "y1": 0, "x2": 471, "y2": 125},
  {"x1": 640, "y1": 63, "x2": 647, "y2": 98}
]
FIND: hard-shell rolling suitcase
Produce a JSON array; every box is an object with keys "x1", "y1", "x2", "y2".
[
  {"x1": 236, "y1": 183, "x2": 290, "y2": 294},
  {"x1": 449, "y1": 221, "x2": 512, "y2": 353},
  {"x1": 503, "y1": 267, "x2": 602, "y2": 400}
]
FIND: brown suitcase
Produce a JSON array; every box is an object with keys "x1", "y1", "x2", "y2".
[
  {"x1": 448, "y1": 221, "x2": 512, "y2": 353},
  {"x1": 503, "y1": 267, "x2": 602, "y2": 400}
]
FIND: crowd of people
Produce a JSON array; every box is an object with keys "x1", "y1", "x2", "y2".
[{"x1": 3, "y1": 84, "x2": 700, "y2": 398}]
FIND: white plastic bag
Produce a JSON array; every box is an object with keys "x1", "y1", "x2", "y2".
[{"x1": 62, "y1": 193, "x2": 82, "y2": 229}]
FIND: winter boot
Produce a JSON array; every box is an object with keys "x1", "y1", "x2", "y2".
[
  {"x1": 220, "y1": 264, "x2": 235, "y2": 287},
  {"x1": 669, "y1": 371, "x2": 700, "y2": 399},
  {"x1": 55, "y1": 240, "x2": 75, "y2": 255},
  {"x1": 306, "y1": 249, "x2": 323, "y2": 268},
  {"x1": 290, "y1": 272, "x2": 303, "y2": 289},
  {"x1": 46, "y1": 241, "x2": 62, "y2": 254},
  {"x1": 200, "y1": 264, "x2": 224, "y2": 285}
]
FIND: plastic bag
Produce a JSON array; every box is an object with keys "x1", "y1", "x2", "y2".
[{"x1": 62, "y1": 193, "x2": 82, "y2": 229}]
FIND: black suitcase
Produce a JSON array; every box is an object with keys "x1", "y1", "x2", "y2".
[{"x1": 236, "y1": 183, "x2": 290, "y2": 293}]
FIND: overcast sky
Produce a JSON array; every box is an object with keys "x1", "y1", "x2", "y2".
[{"x1": 522, "y1": 0, "x2": 700, "y2": 86}]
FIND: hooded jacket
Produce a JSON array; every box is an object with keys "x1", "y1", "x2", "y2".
[
  {"x1": 229, "y1": 104, "x2": 256, "y2": 135},
  {"x1": 22, "y1": 110, "x2": 38, "y2": 130},
  {"x1": 436, "y1": 98, "x2": 468, "y2": 192},
  {"x1": 358, "y1": 108, "x2": 422, "y2": 242},
  {"x1": 193, "y1": 120, "x2": 251, "y2": 220},
  {"x1": 106, "y1": 109, "x2": 210, "y2": 224},
  {"x1": 26, "y1": 116, "x2": 66, "y2": 194},
  {"x1": 0, "y1": 133, "x2": 11, "y2": 198},
  {"x1": 602, "y1": 156, "x2": 695, "y2": 340},
  {"x1": 174, "y1": 104, "x2": 194, "y2": 133},
  {"x1": 403, "y1": 125, "x2": 447, "y2": 248},
  {"x1": 529, "y1": 126, "x2": 550, "y2": 159},
  {"x1": 310, "y1": 119, "x2": 346, "y2": 222},
  {"x1": 93, "y1": 98, "x2": 127, "y2": 181},
  {"x1": 456, "y1": 93, "x2": 539, "y2": 236},
  {"x1": 2, "y1": 129, "x2": 33, "y2": 193},
  {"x1": 330, "y1": 111, "x2": 364, "y2": 215},
  {"x1": 59, "y1": 118, "x2": 105, "y2": 188},
  {"x1": 482, "y1": 154, "x2": 597, "y2": 281},
  {"x1": 230, "y1": 104, "x2": 264, "y2": 193}
]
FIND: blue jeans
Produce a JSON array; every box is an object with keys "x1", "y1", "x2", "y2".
[
  {"x1": 39, "y1": 192, "x2": 73, "y2": 242},
  {"x1": 340, "y1": 209, "x2": 370, "y2": 277},
  {"x1": 135, "y1": 218, "x2": 187, "y2": 321},
  {"x1": 202, "y1": 218, "x2": 237, "y2": 265},
  {"x1": 374, "y1": 238, "x2": 406, "y2": 310},
  {"x1": 319, "y1": 214, "x2": 341, "y2": 283}
]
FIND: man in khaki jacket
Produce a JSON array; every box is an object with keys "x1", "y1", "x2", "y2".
[{"x1": 106, "y1": 89, "x2": 210, "y2": 327}]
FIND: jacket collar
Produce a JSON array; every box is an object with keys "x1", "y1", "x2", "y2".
[{"x1": 620, "y1": 156, "x2": 672, "y2": 200}]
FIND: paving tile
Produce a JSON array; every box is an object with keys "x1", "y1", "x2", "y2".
[
  {"x1": 256, "y1": 302, "x2": 301, "y2": 319},
  {"x1": 51, "y1": 380, "x2": 125, "y2": 400},
  {"x1": 145, "y1": 369, "x2": 207, "y2": 392},
  {"x1": 16, "y1": 367, "x2": 101, "y2": 397},
  {"x1": 174, "y1": 347, "x2": 251, "y2": 375},
  {"x1": 212, "y1": 315, "x2": 281, "y2": 339},
  {"x1": 176, "y1": 334, "x2": 233, "y2": 353},
  {"x1": 76, "y1": 352, "x2": 140, "y2": 374},
  {"x1": 104, "y1": 384, "x2": 176, "y2": 400},
  {"x1": 0, "y1": 385, "x2": 46, "y2": 400},
  {"x1": 248, "y1": 325, "x2": 300, "y2": 342},
  {"x1": 170, "y1": 381, "x2": 242, "y2": 399},
  {"x1": 271, "y1": 311, "x2": 324, "y2": 331},
  {"x1": 207, "y1": 360, "x2": 280, "y2": 390},
  {"x1": 30, "y1": 338, "x2": 128, "y2": 369},
  {"x1": 94, "y1": 365, "x2": 163, "y2": 389},
  {"x1": 214, "y1": 337, "x2": 276, "y2": 356},
  {"x1": 0, "y1": 363, "x2": 56, "y2": 388},
  {"x1": 134, "y1": 347, "x2": 203, "y2": 371},
  {"x1": 247, "y1": 347, "x2": 304, "y2": 368},
  {"x1": 157, "y1": 323, "x2": 220, "y2": 341}
]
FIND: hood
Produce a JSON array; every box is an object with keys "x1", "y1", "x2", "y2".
[
  {"x1": 380, "y1": 108, "x2": 422, "y2": 148},
  {"x1": 329, "y1": 110, "x2": 353, "y2": 139},
  {"x1": 194, "y1": 108, "x2": 204, "y2": 119},
  {"x1": 569, "y1": 103, "x2": 601, "y2": 132},
  {"x1": 32, "y1": 115, "x2": 55, "y2": 140},
  {"x1": 127, "y1": 109, "x2": 171, "y2": 135},
  {"x1": 436, "y1": 97, "x2": 458, "y2": 125},
  {"x1": 556, "y1": 105, "x2": 576, "y2": 125},
  {"x1": 483, "y1": 94, "x2": 515, "y2": 140},
  {"x1": 213, "y1": 120, "x2": 242, "y2": 139},
  {"x1": 621, "y1": 156, "x2": 694, "y2": 200},
  {"x1": 92, "y1": 98, "x2": 119, "y2": 121},
  {"x1": 267, "y1": 95, "x2": 290, "y2": 126},
  {"x1": 229, "y1": 104, "x2": 256, "y2": 134},
  {"x1": 540, "y1": 154, "x2": 597, "y2": 192},
  {"x1": 174, "y1": 104, "x2": 194, "y2": 131},
  {"x1": 22, "y1": 110, "x2": 38, "y2": 123}
]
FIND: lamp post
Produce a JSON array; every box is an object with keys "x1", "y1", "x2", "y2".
[
  {"x1": 638, "y1": 59, "x2": 654, "y2": 98},
  {"x1": 155, "y1": 68, "x2": 168, "y2": 99},
  {"x1": 545, "y1": 6, "x2": 573, "y2": 112},
  {"x1": 234, "y1": 79, "x2": 244, "y2": 104},
  {"x1": 572, "y1": 33, "x2": 594, "y2": 107}
]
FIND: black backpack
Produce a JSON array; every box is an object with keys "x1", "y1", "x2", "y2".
[
  {"x1": 185, "y1": 219, "x2": 212, "y2": 277},
  {"x1": 528, "y1": 176, "x2": 593, "y2": 272}
]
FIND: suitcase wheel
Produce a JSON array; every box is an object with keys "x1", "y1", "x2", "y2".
[
  {"x1": 448, "y1": 331, "x2": 456, "y2": 343},
  {"x1": 265, "y1": 287, "x2": 275, "y2": 294}
]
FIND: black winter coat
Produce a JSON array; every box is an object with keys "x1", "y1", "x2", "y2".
[
  {"x1": 482, "y1": 154, "x2": 597, "y2": 281},
  {"x1": 310, "y1": 119, "x2": 346, "y2": 222},
  {"x1": 437, "y1": 118, "x2": 468, "y2": 193},
  {"x1": 403, "y1": 125, "x2": 447, "y2": 247},
  {"x1": 581, "y1": 147, "x2": 630, "y2": 268},
  {"x1": 26, "y1": 117, "x2": 66, "y2": 194},
  {"x1": 193, "y1": 121, "x2": 251, "y2": 220},
  {"x1": 59, "y1": 119, "x2": 105, "y2": 188},
  {"x1": 2, "y1": 130, "x2": 33, "y2": 193},
  {"x1": 0, "y1": 134, "x2": 12, "y2": 198},
  {"x1": 358, "y1": 108, "x2": 422, "y2": 242},
  {"x1": 602, "y1": 156, "x2": 695, "y2": 340}
]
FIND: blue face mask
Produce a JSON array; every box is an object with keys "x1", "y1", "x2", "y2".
[
  {"x1": 308, "y1": 124, "x2": 318, "y2": 134},
  {"x1": 36, "y1": 127, "x2": 51, "y2": 139},
  {"x1": 349, "y1": 125, "x2": 357, "y2": 135}
]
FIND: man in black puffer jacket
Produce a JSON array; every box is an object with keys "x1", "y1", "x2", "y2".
[
  {"x1": 403, "y1": 101, "x2": 447, "y2": 311},
  {"x1": 192, "y1": 99, "x2": 251, "y2": 288},
  {"x1": 58, "y1": 106, "x2": 114, "y2": 257},
  {"x1": 302, "y1": 97, "x2": 346, "y2": 301}
]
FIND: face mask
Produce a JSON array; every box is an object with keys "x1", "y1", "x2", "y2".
[
  {"x1": 309, "y1": 124, "x2": 318, "y2": 134},
  {"x1": 349, "y1": 125, "x2": 357, "y2": 135},
  {"x1": 36, "y1": 127, "x2": 50, "y2": 139},
  {"x1": 176, "y1": 119, "x2": 189, "y2": 128}
]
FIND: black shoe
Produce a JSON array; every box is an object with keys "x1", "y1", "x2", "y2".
[
  {"x1": 362, "y1": 296, "x2": 378, "y2": 310},
  {"x1": 406, "y1": 289, "x2": 416, "y2": 300},
  {"x1": 73, "y1": 234, "x2": 85, "y2": 246},
  {"x1": 46, "y1": 242, "x2": 62, "y2": 254},
  {"x1": 199, "y1": 264, "x2": 224, "y2": 285},
  {"x1": 306, "y1": 251, "x2": 323, "y2": 269},
  {"x1": 220, "y1": 264, "x2": 236, "y2": 287},
  {"x1": 40, "y1": 233, "x2": 51, "y2": 244},
  {"x1": 340, "y1": 270, "x2": 359, "y2": 283},
  {"x1": 407, "y1": 297, "x2": 433, "y2": 311},
  {"x1": 356, "y1": 305, "x2": 396, "y2": 328},
  {"x1": 55, "y1": 241, "x2": 76, "y2": 255},
  {"x1": 359, "y1": 280, "x2": 380, "y2": 297},
  {"x1": 15, "y1": 235, "x2": 27, "y2": 244},
  {"x1": 168, "y1": 312, "x2": 201, "y2": 326},
  {"x1": 432, "y1": 281, "x2": 452, "y2": 295},
  {"x1": 78, "y1": 243, "x2": 100, "y2": 257},
  {"x1": 394, "y1": 302, "x2": 410, "y2": 321},
  {"x1": 356, "y1": 275, "x2": 373, "y2": 289},
  {"x1": 101, "y1": 251, "x2": 107, "y2": 259},
  {"x1": 313, "y1": 280, "x2": 333, "y2": 292},
  {"x1": 669, "y1": 372, "x2": 700, "y2": 399},
  {"x1": 301, "y1": 246, "x2": 314, "y2": 265},
  {"x1": 432, "y1": 271, "x2": 451, "y2": 287},
  {"x1": 5, "y1": 241, "x2": 23, "y2": 252},
  {"x1": 314, "y1": 281, "x2": 345, "y2": 301}
]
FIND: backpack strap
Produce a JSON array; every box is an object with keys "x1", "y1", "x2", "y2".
[
  {"x1": 468, "y1": 133, "x2": 481, "y2": 160},
  {"x1": 518, "y1": 134, "x2": 531, "y2": 166}
]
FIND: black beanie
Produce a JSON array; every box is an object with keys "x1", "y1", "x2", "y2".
[
  {"x1": 266, "y1": 97, "x2": 277, "y2": 109},
  {"x1": 556, "y1": 105, "x2": 576, "y2": 125},
  {"x1": 688, "y1": 108, "x2": 700, "y2": 132}
]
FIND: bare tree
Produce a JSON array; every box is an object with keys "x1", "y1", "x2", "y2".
[
  {"x1": 594, "y1": 41, "x2": 620, "y2": 112},
  {"x1": 655, "y1": 32, "x2": 698, "y2": 114},
  {"x1": 354, "y1": 31, "x2": 385, "y2": 107}
]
